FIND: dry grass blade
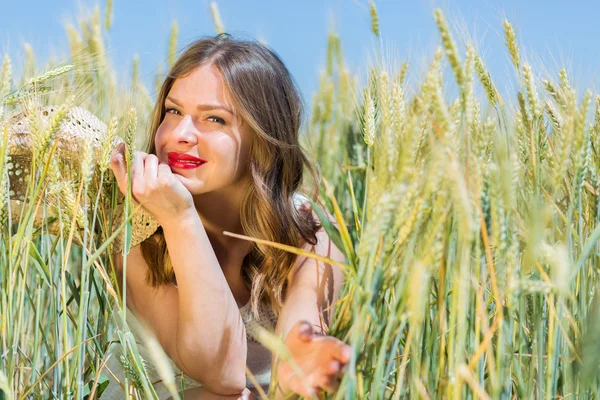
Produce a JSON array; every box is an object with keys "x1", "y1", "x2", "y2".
[{"x1": 222, "y1": 230, "x2": 352, "y2": 273}]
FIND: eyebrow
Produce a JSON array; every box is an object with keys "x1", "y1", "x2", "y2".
[{"x1": 166, "y1": 96, "x2": 233, "y2": 115}]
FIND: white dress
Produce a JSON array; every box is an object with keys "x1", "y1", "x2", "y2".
[{"x1": 101, "y1": 192, "x2": 311, "y2": 398}]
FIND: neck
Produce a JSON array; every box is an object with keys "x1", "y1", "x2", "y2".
[{"x1": 192, "y1": 180, "x2": 252, "y2": 254}]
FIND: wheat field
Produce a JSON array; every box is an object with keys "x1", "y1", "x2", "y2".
[{"x1": 1, "y1": 2, "x2": 600, "y2": 399}]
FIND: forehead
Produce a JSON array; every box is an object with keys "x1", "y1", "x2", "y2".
[{"x1": 168, "y1": 64, "x2": 234, "y2": 110}]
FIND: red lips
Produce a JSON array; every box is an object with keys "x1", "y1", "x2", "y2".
[{"x1": 167, "y1": 152, "x2": 207, "y2": 169}]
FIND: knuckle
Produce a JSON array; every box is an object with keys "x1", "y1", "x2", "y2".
[
  {"x1": 157, "y1": 176, "x2": 170, "y2": 187},
  {"x1": 110, "y1": 152, "x2": 122, "y2": 164},
  {"x1": 132, "y1": 187, "x2": 144, "y2": 199}
]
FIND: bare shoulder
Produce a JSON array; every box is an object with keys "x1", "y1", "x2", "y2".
[
  {"x1": 289, "y1": 200, "x2": 346, "y2": 285},
  {"x1": 281, "y1": 200, "x2": 347, "y2": 328}
]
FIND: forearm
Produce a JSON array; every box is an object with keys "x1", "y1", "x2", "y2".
[
  {"x1": 162, "y1": 211, "x2": 247, "y2": 391},
  {"x1": 174, "y1": 386, "x2": 256, "y2": 399}
]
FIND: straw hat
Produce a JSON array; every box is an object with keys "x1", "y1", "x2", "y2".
[{"x1": 5, "y1": 105, "x2": 160, "y2": 253}]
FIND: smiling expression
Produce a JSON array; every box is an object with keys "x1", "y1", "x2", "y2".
[{"x1": 154, "y1": 63, "x2": 253, "y2": 195}]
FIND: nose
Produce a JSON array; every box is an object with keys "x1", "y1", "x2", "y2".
[{"x1": 172, "y1": 115, "x2": 199, "y2": 144}]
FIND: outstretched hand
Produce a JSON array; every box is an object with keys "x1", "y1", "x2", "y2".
[
  {"x1": 276, "y1": 320, "x2": 351, "y2": 398},
  {"x1": 109, "y1": 143, "x2": 197, "y2": 226}
]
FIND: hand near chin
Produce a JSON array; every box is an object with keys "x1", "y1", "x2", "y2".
[
  {"x1": 276, "y1": 321, "x2": 351, "y2": 399},
  {"x1": 109, "y1": 143, "x2": 196, "y2": 225}
]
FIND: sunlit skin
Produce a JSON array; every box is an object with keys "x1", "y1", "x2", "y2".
[
  {"x1": 155, "y1": 63, "x2": 255, "y2": 298},
  {"x1": 110, "y1": 62, "x2": 350, "y2": 399},
  {"x1": 156, "y1": 64, "x2": 255, "y2": 266}
]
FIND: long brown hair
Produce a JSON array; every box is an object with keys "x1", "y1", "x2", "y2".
[{"x1": 140, "y1": 34, "x2": 322, "y2": 317}]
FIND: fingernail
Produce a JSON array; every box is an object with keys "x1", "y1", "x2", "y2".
[{"x1": 343, "y1": 346, "x2": 352, "y2": 359}]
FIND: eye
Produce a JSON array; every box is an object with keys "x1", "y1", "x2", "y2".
[
  {"x1": 207, "y1": 116, "x2": 226, "y2": 124},
  {"x1": 165, "y1": 107, "x2": 182, "y2": 116}
]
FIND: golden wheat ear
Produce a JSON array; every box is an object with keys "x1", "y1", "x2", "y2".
[{"x1": 4, "y1": 105, "x2": 127, "y2": 244}]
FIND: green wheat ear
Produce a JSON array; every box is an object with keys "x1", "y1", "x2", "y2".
[
  {"x1": 434, "y1": 9, "x2": 464, "y2": 87},
  {"x1": 125, "y1": 107, "x2": 137, "y2": 155},
  {"x1": 168, "y1": 21, "x2": 179, "y2": 69},
  {"x1": 362, "y1": 89, "x2": 376, "y2": 147},
  {"x1": 369, "y1": 1, "x2": 379, "y2": 38},
  {"x1": 0, "y1": 54, "x2": 12, "y2": 97},
  {"x1": 503, "y1": 19, "x2": 521, "y2": 71},
  {"x1": 473, "y1": 51, "x2": 498, "y2": 106},
  {"x1": 4, "y1": 3, "x2": 600, "y2": 398},
  {"x1": 119, "y1": 353, "x2": 146, "y2": 394},
  {"x1": 0, "y1": 124, "x2": 9, "y2": 228},
  {"x1": 105, "y1": 0, "x2": 113, "y2": 30}
]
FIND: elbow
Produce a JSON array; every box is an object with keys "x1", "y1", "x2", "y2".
[
  {"x1": 177, "y1": 341, "x2": 247, "y2": 395},
  {"x1": 202, "y1": 347, "x2": 247, "y2": 395},
  {"x1": 191, "y1": 352, "x2": 247, "y2": 395},
  {"x1": 201, "y1": 370, "x2": 247, "y2": 395}
]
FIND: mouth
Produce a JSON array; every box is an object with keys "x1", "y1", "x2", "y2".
[{"x1": 167, "y1": 152, "x2": 208, "y2": 169}]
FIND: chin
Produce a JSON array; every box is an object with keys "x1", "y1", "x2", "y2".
[
  {"x1": 174, "y1": 175, "x2": 205, "y2": 193},
  {"x1": 184, "y1": 183, "x2": 208, "y2": 195}
]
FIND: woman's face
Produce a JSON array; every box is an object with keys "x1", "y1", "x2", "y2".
[{"x1": 154, "y1": 63, "x2": 252, "y2": 196}]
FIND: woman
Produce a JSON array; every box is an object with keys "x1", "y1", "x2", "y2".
[{"x1": 105, "y1": 33, "x2": 350, "y2": 399}]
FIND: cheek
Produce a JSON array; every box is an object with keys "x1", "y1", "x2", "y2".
[
  {"x1": 212, "y1": 136, "x2": 236, "y2": 156},
  {"x1": 208, "y1": 136, "x2": 244, "y2": 167},
  {"x1": 154, "y1": 123, "x2": 171, "y2": 150}
]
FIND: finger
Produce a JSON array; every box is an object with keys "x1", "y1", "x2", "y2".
[
  {"x1": 339, "y1": 362, "x2": 348, "y2": 375},
  {"x1": 327, "y1": 359, "x2": 341, "y2": 375},
  {"x1": 332, "y1": 342, "x2": 352, "y2": 364},
  {"x1": 111, "y1": 141, "x2": 126, "y2": 158},
  {"x1": 286, "y1": 379, "x2": 316, "y2": 400},
  {"x1": 319, "y1": 373, "x2": 342, "y2": 394},
  {"x1": 314, "y1": 361, "x2": 342, "y2": 393},
  {"x1": 157, "y1": 162, "x2": 173, "y2": 186},
  {"x1": 131, "y1": 151, "x2": 147, "y2": 199},
  {"x1": 302, "y1": 385, "x2": 317, "y2": 400},
  {"x1": 144, "y1": 154, "x2": 159, "y2": 190},
  {"x1": 109, "y1": 149, "x2": 128, "y2": 196},
  {"x1": 281, "y1": 366, "x2": 318, "y2": 399},
  {"x1": 240, "y1": 387, "x2": 256, "y2": 400}
]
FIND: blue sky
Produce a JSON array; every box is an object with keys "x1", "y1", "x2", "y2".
[{"x1": 1, "y1": 0, "x2": 600, "y2": 105}]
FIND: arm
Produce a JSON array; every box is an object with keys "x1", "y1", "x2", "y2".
[
  {"x1": 110, "y1": 148, "x2": 247, "y2": 394},
  {"x1": 167, "y1": 386, "x2": 256, "y2": 399},
  {"x1": 271, "y1": 227, "x2": 348, "y2": 400},
  {"x1": 113, "y1": 212, "x2": 247, "y2": 394}
]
